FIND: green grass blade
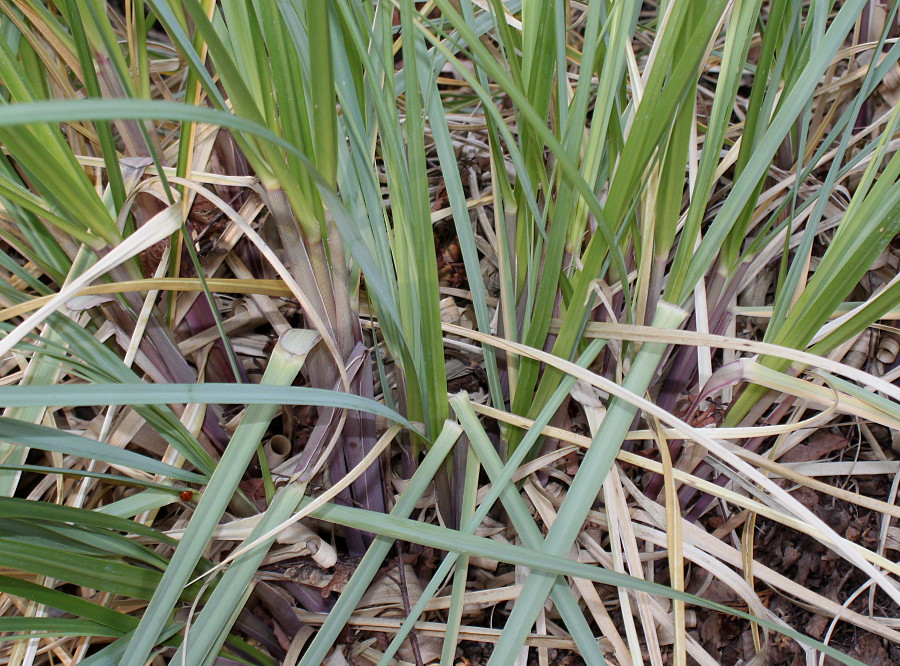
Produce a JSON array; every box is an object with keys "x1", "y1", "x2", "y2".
[
  {"x1": 487, "y1": 303, "x2": 686, "y2": 664},
  {"x1": 378, "y1": 339, "x2": 608, "y2": 665},
  {"x1": 0, "y1": 574, "x2": 137, "y2": 632},
  {"x1": 296, "y1": 420, "x2": 463, "y2": 666},
  {"x1": 0, "y1": 618, "x2": 122, "y2": 639},
  {"x1": 667, "y1": 0, "x2": 870, "y2": 304},
  {"x1": 0, "y1": 383, "x2": 410, "y2": 429},
  {"x1": 0, "y1": 497, "x2": 176, "y2": 543},
  {"x1": 0, "y1": 540, "x2": 163, "y2": 601},
  {"x1": 0, "y1": 418, "x2": 205, "y2": 483},
  {"x1": 120, "y1": 330, "x2": 319, "y2": 663},
  {"x1": 305, "y1": 497, "x2": 864, "y2": 666},
  {"x1": 173, "y1": 481, "x2": 308, "y2": 664}
]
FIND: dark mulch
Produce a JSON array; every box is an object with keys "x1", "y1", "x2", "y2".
[{"x1": 690, "y1": 470, "x2": 900, "y2": 666}]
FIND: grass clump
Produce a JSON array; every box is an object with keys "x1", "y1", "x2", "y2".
[{"x1": 0, "y1": 2, "x2": 899, "y2": 665}]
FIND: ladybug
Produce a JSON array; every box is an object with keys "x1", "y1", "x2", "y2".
[{"x1": 180, "y1": 490, "x2": 194, "y2": 501}]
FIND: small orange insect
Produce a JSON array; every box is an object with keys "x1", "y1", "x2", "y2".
[{"x1": 180, "y1": 490, "x2": 194, "y2": 501}]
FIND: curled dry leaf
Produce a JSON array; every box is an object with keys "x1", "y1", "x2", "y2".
[{"x1": 357, "y1": 563, "x2": 442, "y2": 663}]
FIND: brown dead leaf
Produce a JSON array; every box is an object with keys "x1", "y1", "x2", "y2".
[
  {"x1": 781, "y1": 545, "x2": 802, "y2": 569},
  {"x1": 795, "y1": 551, "x2": 818, "y2": 586},
  {"x1": 789, "y1": 485, "x2": 821, "y2": 511},
  {"x1": 779, "y1": 431, "x2": 847, "y2": 463},
  {"x1": 805, "y1": 613, "x2": 830, "y2": 639},
  {"x1": 851, "y1": 634, "x2": 893, "y2": 666}
]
